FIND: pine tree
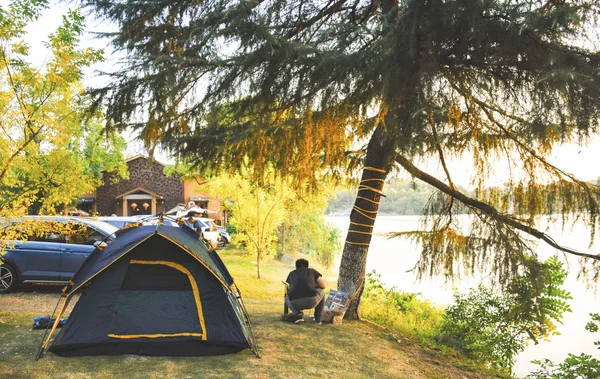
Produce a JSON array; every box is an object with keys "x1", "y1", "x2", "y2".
[{"x1": 82, "y1": 0, "x2": 600, "y2": 317}]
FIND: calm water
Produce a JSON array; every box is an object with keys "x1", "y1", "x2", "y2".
[{"x1": 327, "y1": 215, "x2": 599, "y2": 378}]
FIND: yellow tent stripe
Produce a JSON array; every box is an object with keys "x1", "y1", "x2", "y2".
[
  {"x1": 70, "y1": 231, "x2": 231, "y2": 296},
  {"x1": 108, "y1": 259, "x2": 207, "y2": 341},
  {"x1": 158, "y1": 233, "x2": 230, "y2": 290},
  {"x1": 108, "y1": 333, "x2": 204, "y2": 339},
  {"x1": 70, "y1": 233, "x2": 155, "y2": 294}
]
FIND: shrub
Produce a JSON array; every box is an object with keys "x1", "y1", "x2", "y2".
[
  {"x1": 360, "y1": 271, "x2": 444, "y2": 338},
  {"x1": 527, "y1": 313, "x2": 600, "y2": 379},
  {"x1": 439, "y1": 256, "x2": 572, "y2": 373}
]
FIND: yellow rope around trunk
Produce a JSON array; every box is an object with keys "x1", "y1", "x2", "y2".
[
  {"x1": 363, "y1": 166, "x2": 387, "y2": 173},
  {"x1": 345, "y1": 166, "x2": 386, "y2": 245}
]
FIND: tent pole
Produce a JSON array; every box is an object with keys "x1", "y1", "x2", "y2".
[
  {"x1": 232, "y1": 283, "x2": 261, "y2": 358},
  {"x1": 34, "y1": 286, "x2": 68, "y2": 360},
  {"x1": 36, "y1": 292, "x2": 72, "y2": 360}
]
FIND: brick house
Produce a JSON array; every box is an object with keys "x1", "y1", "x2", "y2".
[{"x1": 80, "y1": 155, "x2": 226, "y2": 223}]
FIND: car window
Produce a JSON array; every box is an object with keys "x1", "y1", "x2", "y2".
[
  {"x1": 31, "y1": 231, "x2": 66, "y2": 243},
  {"x1": 6, "y1": 225, "x2": 66, "y2": 243},
  {"x1": 204, "y1": 220, "x2": 218, "y2": 231},
  {"x1": 195, "y1": 220, "x2": 208, "y2": 228},
  {"x1": 66, "y1": 225, "x2": 107, "y2": 246}
]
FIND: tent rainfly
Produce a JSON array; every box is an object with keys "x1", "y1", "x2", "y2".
[{"x1": 37, "y1": 222, "x2": 259, "y2": 358}]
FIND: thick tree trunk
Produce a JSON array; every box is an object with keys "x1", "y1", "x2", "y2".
[
  {"x1": 337, "y1": 0, "x2": 418, "y2": 318},
  {"x1": 337, "y1": 122, "x2": 397, "y2": 319}
]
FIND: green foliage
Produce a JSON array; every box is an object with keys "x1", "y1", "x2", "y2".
[
  {"x1": 0, "y1": 0, "x2": 126, "y2": 218},
  {"x1": 279, "y1": 213, "x2": 341, "y2": 268},
  {"x1": 206, "y1": 167, "x2": 289, "y2": 278},
  {"x1": 200, "y1": 163, "x2": 339, "y2": 276},
  {"x1": 527, "y1": 313, "x2": 600, "y2": 379},
  {"x1": 440, "y1": 285, "x2": 523, "y2": 373},
  {"x1": 360, "y1": 271, "x2": 444, "y2": 339},
  {"x1": 529, "y1": 354, "x2": 600, "y2": 379},
  {"x1": 439, "y1": 257, "x2": 572, "y2": 373},
  {"x1": 278, "y1": 185, "x2": 341, "y2": 267},
  {"x1": 328, "y1": 179, "x2": 437, "y2": 215}
]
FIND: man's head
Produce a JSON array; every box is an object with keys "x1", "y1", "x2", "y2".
[
  {"x1": 187, "y1": 210, "x2": 201, "y2": 218},
  {"x1": 295, "y1": 258, "x2": 309, "y2": 269}
]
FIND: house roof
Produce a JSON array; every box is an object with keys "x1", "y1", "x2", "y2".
[
  {"x1": 115, "y1": 187, "x2": 164, "y2": 199},
  {"x1": 125, "y1": 154, "x2": 167, "y2": 167}
]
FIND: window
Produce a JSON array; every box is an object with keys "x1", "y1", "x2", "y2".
[{"x1": 66, "y1": 226, "x2": 106, "y2": 246}]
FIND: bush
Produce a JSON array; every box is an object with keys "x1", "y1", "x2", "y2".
[
  {"x1": 527, "y1": 313, "x2": 600, "y2": 379},
  {"x1": 360, "y1": 271, "x2": 444, "y2": 338},
  {"x1": 439, "y1": 256, "x2": 572, "y2": 373}
]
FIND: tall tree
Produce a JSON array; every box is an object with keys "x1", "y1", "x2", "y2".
[
  {"x1": 203, "y1": 166, "x2": 292, "y2": 279},
  {"x1": 83, "y1": 0, "x2": 600, "y2": 317},
  {"x1": 0, "y1": 0, "x2": 127, "y2": 216}
]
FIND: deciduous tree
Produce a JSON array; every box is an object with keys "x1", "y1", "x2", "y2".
[
  {"x1": 202, "y1": 166, "x2": 292, "y2": 278},
  {"x1": 0, "y1": 0, "x2": 127, "y2": 217}
]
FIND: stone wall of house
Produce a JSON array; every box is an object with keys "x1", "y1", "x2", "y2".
[{"x1": 96, "y1": 156, "x2": 183, "y2": 216}]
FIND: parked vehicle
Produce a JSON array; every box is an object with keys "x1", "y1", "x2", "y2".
[
  {"x1": 96, "y1": 215, "x2": 143, "y2": 228},
  {"x1": 97, "y1": 215, "x2": 178, "y2": 228},
  {"x1": 0, "y1": 216, "x2": 118, "y2": 293},
  {"x1": 98, "y1": 214, "x2": 220, "y2": 248},
  {"x1": 194, "y1": 217, "x2": 222, "y2": 249},
  {"x1": 217, "y1": 226, "x2": 231, "y2": 247}
]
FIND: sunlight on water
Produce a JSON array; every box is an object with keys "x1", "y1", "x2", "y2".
[{"x1": 327, "y1": 215, "x2": 600, "y2": 378}]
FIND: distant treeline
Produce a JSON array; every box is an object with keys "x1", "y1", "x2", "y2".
[{"x1": 327, "y1": 179, "x2": 437, "y2": 215}]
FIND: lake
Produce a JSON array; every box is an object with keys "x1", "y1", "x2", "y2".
[{"x1": 327, "y1": 215, "x2": 599, "y2": 378}]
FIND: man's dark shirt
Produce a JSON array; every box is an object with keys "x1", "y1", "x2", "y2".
[
  {"x1": 286, "y1": 267, "x2": 322, "y2": 300},
  {"x1": 185, "y1": 218, "x2": 202, "y2": 233}
]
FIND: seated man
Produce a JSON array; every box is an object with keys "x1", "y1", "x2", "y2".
[
  {"x1": 184, "y1": 210, "x2": 203, "y2": 235},
  {"x1": 285, "y1": 258, "x2": 326, "y2": 324}
]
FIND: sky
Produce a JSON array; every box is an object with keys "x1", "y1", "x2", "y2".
[
  {"x1": 21, "y1": 1, "x2": 600, "y2": 188},
  {"x1": 24, "y1": 2, "x2": 154, "y2": 159}
]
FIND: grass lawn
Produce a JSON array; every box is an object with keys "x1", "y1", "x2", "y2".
[{"x1": 0, "y1": 248, "x2": 504, "y2": 378}]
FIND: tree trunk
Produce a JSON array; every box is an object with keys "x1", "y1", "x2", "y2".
[
  {"x1": 337, "y1": 0, "x2": 418, "y2": 316},
  {"x1": 337, "y1": 121, "x2": 397, "y2": 319},
  {"x1": 256, "y1": 248, "x2": 262, "y2": 279}
]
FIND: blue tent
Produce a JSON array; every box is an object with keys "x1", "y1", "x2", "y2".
[{"x1": 39, "y1": 223, "x2": 259, "y2": 357}]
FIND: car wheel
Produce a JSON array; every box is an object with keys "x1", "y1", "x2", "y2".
[{"x1": 0, "y1": 264, "x2": 17, "y2": 294}]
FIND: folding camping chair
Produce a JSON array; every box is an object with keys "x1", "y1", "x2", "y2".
[{"x1": 282, "y1": 281, "x2": 289, "y2": 317}]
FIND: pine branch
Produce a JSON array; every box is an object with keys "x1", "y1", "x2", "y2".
[
  {"x1": 285, "y1": 0, "x2": 349, "y2": 38},
  {"x1": 395, "y1": 153, "x2": 600, "y2": 261}
]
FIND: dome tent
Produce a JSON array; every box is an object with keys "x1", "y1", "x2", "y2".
[{"x1": 37, "y1": 222, "x2": 259, "y2": 358}]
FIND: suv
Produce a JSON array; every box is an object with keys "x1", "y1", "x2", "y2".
[{"x1": 0, "y1": 216, "x2": 118, "y2": 293}]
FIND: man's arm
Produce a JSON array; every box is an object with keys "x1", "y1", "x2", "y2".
[{"x1": 316, "y1": 276, "x2": 326, "y2": 289}]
